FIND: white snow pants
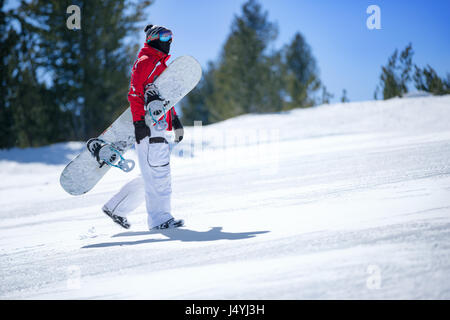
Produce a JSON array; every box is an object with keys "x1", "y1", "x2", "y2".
[{"x1": 103, "y1": 126, "x2": 173, "y2": 229}]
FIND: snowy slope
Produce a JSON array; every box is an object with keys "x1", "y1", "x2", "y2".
[{"x1": 1, "y1": 95, "x2": 450, "y2": 299}]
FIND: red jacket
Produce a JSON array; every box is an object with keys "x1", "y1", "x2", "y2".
[{"x1": 128, "y1": 44, "x2": 176, "y2": 130}]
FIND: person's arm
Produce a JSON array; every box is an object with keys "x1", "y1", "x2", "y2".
[
  {"x1": 128, "y1": 56, "x2": 149, "y2": 122},
  {"x1": 128, "y1": 56, "x2": 151, "y2": 143}
]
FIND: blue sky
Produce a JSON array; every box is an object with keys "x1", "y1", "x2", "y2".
[
  {"x1": 5, "y1": 0, "x2": 449, "y2": 102},
  {"x1": 144, "y1": 0, "x2": 450, "y2": 102}
]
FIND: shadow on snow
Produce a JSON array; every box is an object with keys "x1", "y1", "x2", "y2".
[{"x1": 82, "y1": 227, "x2": 269, "y2": 248}]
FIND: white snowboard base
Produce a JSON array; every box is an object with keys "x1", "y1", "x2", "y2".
[{"x1": 60, "y1": 56, "x2": 202, "y2": 195}]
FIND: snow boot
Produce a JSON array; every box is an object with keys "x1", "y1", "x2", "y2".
[
  {"x1": 102, "y1": 206, "x2": 131, "y2": 229},
  {"x1": 152, "y1": 218, "x2": 184, "y2": 230}
]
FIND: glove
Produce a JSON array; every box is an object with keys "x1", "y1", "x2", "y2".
[
  {"x1": 133, "y1": 120, "x2": 150, "y2": 144},
  {"x1": 172, "y1": 114, "x2": 184, "y2": 143}
]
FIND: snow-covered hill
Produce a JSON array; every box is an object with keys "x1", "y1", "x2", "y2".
[{"x1": 1, "y1": 95, "x2": 450, "y2": 299}]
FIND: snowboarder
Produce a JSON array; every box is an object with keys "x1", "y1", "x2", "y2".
[{"x1": 102, "y1": 25, "x2": 185, "y2": 230}]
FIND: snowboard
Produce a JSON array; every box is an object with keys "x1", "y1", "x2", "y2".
[{"x1": 60, "y1": 55, "x2": 202, "y2": 196}]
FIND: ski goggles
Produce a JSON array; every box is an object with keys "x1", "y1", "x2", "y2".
[{"x1": 147, "y1": 30, "x2": 173, "y2": 42}]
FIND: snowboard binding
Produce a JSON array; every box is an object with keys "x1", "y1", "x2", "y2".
[
  {"x1": 87, "y1": 138, "x2": 135, "y2": 172},
  {"x1": 145, "y1": 83, "x2": 170, "y2": 131},
  {"x1": 152, "y1": 108, "x2": 169, "y2": 131}
]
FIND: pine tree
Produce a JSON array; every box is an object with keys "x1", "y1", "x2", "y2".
[
  {"x1": 282, "y1": 32, "x2": 320, "y2": 109},
  {"x1": 2, "y1": 0, "x2": 152, "y2": 148},
  {"x1": 321, "y1": 86, "x2": 334, "y2": 104},
  {"x1": 208, "y1": 0, "x2": 280, "y2": 121},
  {"x1": 413, "y1": 65, "x2": 450, "y2": 95},
  {"x1": 1, "y1": 1, "x2": 73, "y2": 148},
  {"x1": 340, "y1": 89, "x2": 349, "y2": 103},
  {"x1": 181, "y1": 62, "x2": 216, "y2": 125},
  {"x1": 21, "y1": 0, "x2": 152, "y2": 140},
  {"x1": 0, "y1": 2, "x2": 17, "y2": 148},
  {"x1": 181, "y1": 0, "x2": 324, "y2": 125},
  {"x1": 378, "y1": 43, "x2": 414, "y2": 99}
]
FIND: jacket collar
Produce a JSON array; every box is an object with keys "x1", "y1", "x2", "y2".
[{"x1": 141, "y1": 43, "x2": 171, "y2": 64}]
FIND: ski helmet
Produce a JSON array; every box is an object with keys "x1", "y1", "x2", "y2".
[{"x1": 144, "y1": 24, "x2": 172, "y2": 54}]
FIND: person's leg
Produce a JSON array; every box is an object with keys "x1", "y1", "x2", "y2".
[
  {"x1": 145, "y1": 164, "x2": 173, "y2": 229},
  {"x1": 103, "y1": 176, "x2": 145, "y2": 217},
  {"x1": 136, "y1": 135, "x2": 174, "y2": 230}
]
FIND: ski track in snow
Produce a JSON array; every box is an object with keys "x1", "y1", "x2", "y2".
[{"x1": 0, "y1": 95, "x2": 450, "y2": 299}]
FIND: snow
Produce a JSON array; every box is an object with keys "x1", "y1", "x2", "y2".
[{"x1": 1, "y1": 95, "x2": 450, "y2": 299}]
